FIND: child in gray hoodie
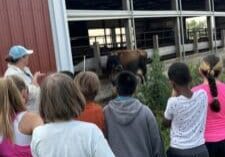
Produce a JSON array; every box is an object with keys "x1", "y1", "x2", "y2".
[{"x1": 104, "y1": 71, "x2": 165, "y2": 157}]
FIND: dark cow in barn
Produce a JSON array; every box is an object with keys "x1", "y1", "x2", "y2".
[{"x1": 106, "y1": 49, "x2": 148, "y2": 84}]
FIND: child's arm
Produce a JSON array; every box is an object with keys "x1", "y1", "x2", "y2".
[{"x1": 163, "y1": 98, "x2": 174, "y2": 128}]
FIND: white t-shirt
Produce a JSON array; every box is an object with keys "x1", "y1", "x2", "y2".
[
  {"x1": 31, "y1": 120, "x2": 115, "y2": 157},
  {"x1": 164, "y1": 90, "x2": 208, "y2": 149},
  {"x1": 0, "y1": 112, "x2": 32, "y2": 145},
  {"x1": 13, "y1": 112, "x2": 32, "y2": 145}
]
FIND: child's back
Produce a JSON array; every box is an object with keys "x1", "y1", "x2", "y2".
[
  {"x1": 165, "y1": 89, "x2": 207, "y2": 149},
  {"x1": 104, "y1": 71, "x2": 165, "y2": 157},
  {"x1": 74, "y1": 71, "x2": 105, "y2": 133},
  {"x1": 32, "y1": 121, "x2": 112, "y2": 157},
  {"x1": 105, "y1": 97, "x2": 164, "y2": 157},
  {"x1": 77, "y1": 102, "x2": 105, "y2": 133},
  {"x1": 164, "y1": 62, "x2": 209, "y2": 157}
]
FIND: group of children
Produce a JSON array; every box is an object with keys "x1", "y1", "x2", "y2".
[
  {"x1": 0, "y1": 52, "x2": 225, "y2": 157},
  {"x1": 165, "y1": 54, "x2": 225, "y2": 157}
]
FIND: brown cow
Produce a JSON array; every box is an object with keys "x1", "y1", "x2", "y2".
[{"x1": 106, "y1": 49, "x2": 148, "y2": 84}]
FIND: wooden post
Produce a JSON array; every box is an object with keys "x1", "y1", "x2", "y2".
[
  {"x1": 207, "y1": 16, "x2": 214, "y2": 53},
  {"x1": 174, "y1": 17, "x2": 182, "y2": 57},
  {"x1": 93, "y1": 42, "x2": 103, "y2": 75},
  {"x1": 221, "y1": 30, "x2": 225, "y2": 50},
  {"x1": 153, "y1": 35, "x2": 159, "y2": 51},
  {"x1": 123, "y1": 0, "x2": 133, "y2": 49},
  {"x1": 171, "y1": 0, "x2": 177, "y2": 10},
  {"x1": 111, "y1": 28, "x2": 117, "y2": 48},
  {"x1": 193, "y1": 30, "x2": 199, "y2": 53}
]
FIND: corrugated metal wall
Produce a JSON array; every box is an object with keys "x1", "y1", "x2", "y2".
[{"x1": 0, "y1": 0, "x2": 56, "y2": 75}]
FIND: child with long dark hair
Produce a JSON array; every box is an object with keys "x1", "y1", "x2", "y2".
[
  {"x1": 192, "y1": 54, "x2": 225, "y2": 157},
  {"x1": 164, "y1": 62, "x2": 209, "y2": 157}
]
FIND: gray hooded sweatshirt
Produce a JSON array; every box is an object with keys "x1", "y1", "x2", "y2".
[{"x1": 104, "y1": 97, "x2": 165, "y2": 157}]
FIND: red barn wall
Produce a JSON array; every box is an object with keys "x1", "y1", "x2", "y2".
[{"x1": 0, "y1": 0, "x2": 56, "y2": 75}]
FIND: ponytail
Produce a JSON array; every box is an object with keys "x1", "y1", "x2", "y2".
[
  {"x1": 200, "y1": 54, "x2": 222, "y2": 112},
  {"x1": 0, "y1": 78, "x2": 25, "y2": 141},
  {"x1": 207, "y1": 73, "x2": 220, "y2": 112},
  {"x1": 0, "y1": 80, "x2": 14, "y2": 141},
  {"x1": 0, "y1": 109, "x2": 14, "y2": 141}
]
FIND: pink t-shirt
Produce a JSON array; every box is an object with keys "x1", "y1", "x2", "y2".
[
  {"x1": 0, "y1": 112, "x2": 32, "y2": 157},
  {"x1": 192, "y1": 82, "x2": 225, "y2": 142},
  {"x1": 0, "y1": 139, "x2": 31, "y2": 157}
]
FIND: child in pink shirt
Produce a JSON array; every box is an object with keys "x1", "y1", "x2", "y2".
[
  {"x1": 0, "y1": 76, "x2": 43, "y2": 157},
  {"x1": 192, "y1": 54, "x2": 225, "y2": 157}
]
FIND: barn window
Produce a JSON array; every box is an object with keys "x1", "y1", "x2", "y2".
[{"x1": 88, "y1": 27, "x2": 126, "y2": 48}]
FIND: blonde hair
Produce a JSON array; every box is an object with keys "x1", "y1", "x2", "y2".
[
  {"x1": 199, "y1": 55, "x2": 223, "y2": 77},
  {"x1": 74, "y1": 71, "x2": 100, "y2": 101},
  {"x1": 0, "y1": 78, "x2": 25, "y2": 141},
  {"x1": 7, "y1": 75, "x2": 27, "y2": 92},
  {"x1": 40, "y1": 73, "x2": 85, "y2": 123}
]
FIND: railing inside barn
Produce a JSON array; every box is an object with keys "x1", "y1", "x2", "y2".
[
  {"x1": 71, "y1": 28, "x2": 225, "y2": 72},
  {"x1": 136, "y1": 29, "x2": 175, "y2": 49},
  {"x1": 71, "y1": 34, "x2": 127, "y2": 64}
]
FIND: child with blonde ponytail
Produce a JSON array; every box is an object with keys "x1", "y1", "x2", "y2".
[
  {"x1": 0, "y1": 77, "x2": 43, "y2": 157},
  {"x1": 192, "y1": 54, "x2": 225, "y2": 157}
]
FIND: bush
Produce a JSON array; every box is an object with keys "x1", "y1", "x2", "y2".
[
  {"x1": 136, "y1": 50, "x2": 171, "y2": 110},
  {"x1": 220, "y1": 73, "x2": 225, "y2": 82},
  {"x1": 188, "y1": 63, "x2": 202, "y2": 87},
  {"x1": 136, "y1": 50, "x2": 171, "y2": 149},
  {"x1": 135, "y1": 54, "x2": 225, "y2": 150}
]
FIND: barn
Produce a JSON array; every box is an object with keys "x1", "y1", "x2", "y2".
[
  {"x1": 1, "y1": 0, "x2": 225, "y2": 75},
  {"x1": 0, "y1": 0, "x2": 56, "y2": 75}
]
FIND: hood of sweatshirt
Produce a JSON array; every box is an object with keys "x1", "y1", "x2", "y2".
[{"x1": 106, "y1": 97, "x2": 142, "y2": 125}]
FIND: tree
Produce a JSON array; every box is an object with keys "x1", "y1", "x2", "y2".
[{"x1": 136, "y1": 50, "x2": 170, "y2": 110}]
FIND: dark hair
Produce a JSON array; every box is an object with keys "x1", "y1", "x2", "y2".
[
  {"x1": 115, "y1": 71, "x2": 137, "y2": 96},
  {"x1": 5, "y1": 56, "x2": 20, "y2": 64},
  {"x1": 200, "y1": 55, "x2": 222, "y2": 112},
  {"x1": 40, "y1": 73, "x2": 85, "y2": 123},
  {"x1": 168, "y1": 62, "x2": 192, "y2": 86},
  {"x1": 60, "y1": 71, "x2": 74, "y2": 79},
  {"x1": 74, "y1": 71, "x2": 100, "y2": 101}
]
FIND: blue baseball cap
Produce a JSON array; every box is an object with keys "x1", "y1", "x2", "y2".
[{"x1": 6, "y1": 45, "x2": 33, "y2": 61}]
